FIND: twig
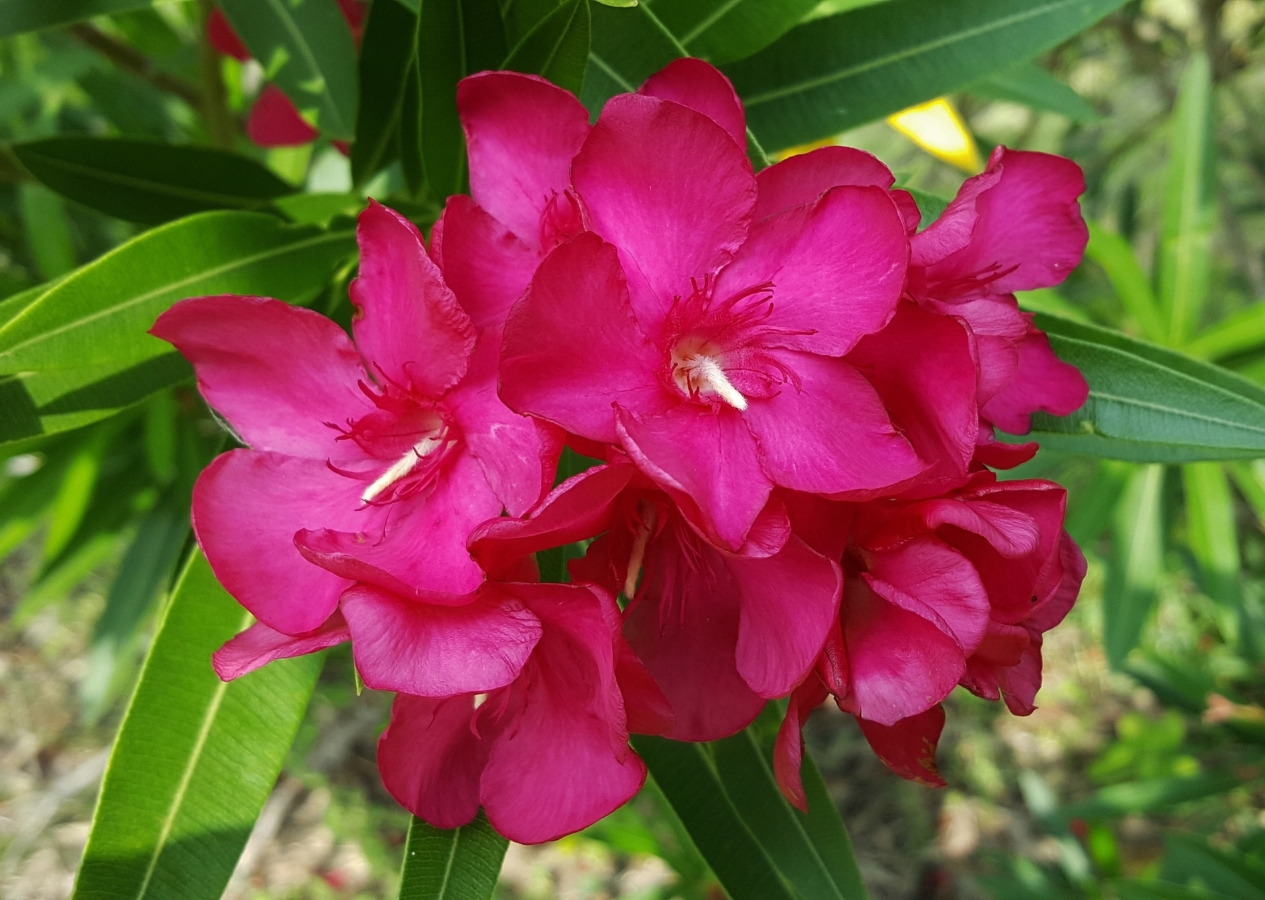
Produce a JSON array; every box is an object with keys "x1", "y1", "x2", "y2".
[{"x1": 67, "y1": 23, "x2": 204, "y2": 111}]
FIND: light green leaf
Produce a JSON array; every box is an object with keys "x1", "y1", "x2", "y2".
[
  {"x1": 0, "y1": 0, "x2": 156, "y2": 38},
  {"x1": 1104, "y1": 464, "x2": 1163, "y2": 669},
  {"x1": 1085, "y1": 222, "x2": 1164, "y2": 342},
  {"x1": 723, "y1": 0, "x2": 1125, "y2": 153},
  {"x1": 967, "y1": 61, "x2": 1099, "y2": 121},
  {"x1": 351, "y1": 0, "x2": 417, "y2": 187},
  {"x1": 1026, "y1": 314, "x2": 1265, "y2": 462},
  {"x1": 631, "y1": 735, "x2": 800, "y2": 900},
  {"x1": 20, "y1": 182, "x2": 76, "y2": 280},
  {"x1": 72, "y1": 552, "x2": 322, "y2": 899},
  {"x1": 220, "y1": 0, "x2": 359, "y2": 140},
  {"x1": 650, "y1": 0, "x2": 820, "y2": 66},
  {"x1": 503, "y1": 0, "x2": 591, "y2": 95},
  {"x1": 1187, "y1": 303, "x2": 1265, "y2": 362},
  {"x1": 1182, "y1": 462, "x2": 1241, "y2": 608},
  {"x1": 1056, "y1": 772, "x2": 1240, "y2": 821},
  {"x1": 43, "y1": 421, "x2": 120, "y2": 563},
  {"x1": 14, "y1": 137, "x2": 298, "y2": 225},
  {"x1": 1159, "y1": 53, "x2": 1216, "y2": 346},
  {"x1": 396, "y1": 812, "x2": 508, "y2": 900}
]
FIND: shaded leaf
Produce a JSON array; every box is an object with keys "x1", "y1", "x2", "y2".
[
  {"x1": 351, "y1": 0, "x2": 418, "y2": 186},
  {"x1": 503, "y1": 0, "x2": 590, "y2": 95},
  {"x1": 967, "y1": 61, "x2": 1099, "y2": 121},
  {"x1": 1104, "y1": 464, "x2": 1163, "y2": 669},
  {"x1": 19, "y1": 182, "x2": 75, "y2": 279},
  {"x1": 1182, "y1": 462, "x2": 1241, "y2": 608},
  {"x1": 1085, "y1": 222, "x2": 1164, "y2": 342},
  {"x1": 0, "y1": 0, "x2": 154, "y2": 38},
  {"x1": 1056, "y1": 773, "x2": 1241, "y2": 821},
  {"x1": 651, "y1": 0, "x2": 819, "y2": 66}
]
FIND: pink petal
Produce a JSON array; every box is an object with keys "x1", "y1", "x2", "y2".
[
  {"x1": 151, "y1": 295, "x2": 372, "y2": 460},
  {"x1": 754, "y1": 146, "x2": 895, "y2": 219},
  {"x1": 207, "y1": 8, "x2": 251, "y2": 61},
  {"x1": 295, "y1": 450, "x2": 500, "y2": 598},
  {"x1": 842, "y1": 577, "x2": 964, "y2": 726},
  {"x1": 774, "y1": 678, "x2": 829, "y2": 811},
  {"x1": 743, "y1": 351, "x2": 924, "y2": 497},
  {"x1": 714, "y1": 185, "x2": 908, "y2": 357},
  {"x1": 616, "y1": 404, "x2": 772, "y2": 553},
  {"x1": 458, "y1": 71, "x2": 591, "y2": 246},
  {"x1": 500, "y1": 234, "x2": 668, "y2": 443},
  {"x1": 431, "y1": 195, "x2": 540, "y2": 331},
  {"x1": 731, "y1": 536, "x2": 843, "y2": 698},
  {"x1": 981, "y1": 328, "x2": 1089, "y2": 434},
  {"x1": 247, "y1": 84, "x2": 318, "y2": 146},
  {"x1": 639, "y1": 58, "x2": 746, "y2": 149},
  {"x1": 856, "y1": 706, "x2": 947, "y2": 786},
  {"x1": 868, "y1": 537, "x2": 990, "y2": 656},
  {"x1": 340, "y1": 584, "x2": 542, "y2": 696},
  {"x1": 572, "y1": 93, "x2": 755, "y2": 333},
  {"x1": 192, "y1": 450, "x2": 366, "y2": 634},
  {"x1": 212, "y1": 613, "x2": 350, "y2": 681},
  {"x1": 378, "y1": 694, "x2": 485, "y2": 829},
  {"x1": 351, "y1": 202, "x2": 475, "y2": 397}
]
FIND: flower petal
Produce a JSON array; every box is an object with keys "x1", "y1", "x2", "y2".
[
  {"x1": 981, "y1": 328, "x2": 1089, "y2": 434},
  {"x1": 856, "y1": 706, "x2": 947, "y2": 786},
  {"x1": 351, "y1": 201, "x2": 475, "y2": 397},
  {"x1": 639, "y1": 58, "x2": 746, "y2": 149},
  {"x1": 868, "y1": 537, "x2": 990, "y2": 656},
  {"x1": 773, "y1": 677, "x2": 829, "y2": 811},
  {"x1": 378, "y1": 694, "x2": 485, "y2": 829},
  {"x1": 247, "y1": 84, "x2": 318, "y2": 146},
  {"x1": 212, "y1": 613, "x2": 350, "y2": 681},
  {"x1": 151, "y1": 295, "x2": 372, "y2": 460},
  {"x1": 754, "y1": 146, "x2": 895, "y2": 219}
]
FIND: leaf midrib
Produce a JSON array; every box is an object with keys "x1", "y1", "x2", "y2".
[
  {"x1": 740, "y1": 0, "x2": 1091, "y2": 108},
  {"x1": 260, "y1": 0, "x2": 345, "y2": 134},
  {"x1": 679, "y1": 0, "x2": 744, "y2": 47}
]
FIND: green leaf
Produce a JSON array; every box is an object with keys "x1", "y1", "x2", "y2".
[
  {"x1": 396, "y1": 812, "x2": 508, "y2": 900},
  {"x1": 503, "y1": 0, "x2": 591, "y2": 95},
  {"x1": 72, "y1": 552, "x2": 322, "y2": 900},
  {"x1": 0, "y1": 0, "x2": 155, "y2": 38},
  {"x1": 631, "y1": 735, "x2": 799, "y2": 900},
  {"x1": 351, "y1": 0, "x2": 418, "y2": 187},
  {"x1": 650, "y1": 0, "x2": 819, "y2": 66},
  {"x1": 723, "y1": 0, "x2": 1125, "y2": 154},
  {"x1": 13, "y1": 138, "x2": 298, "y2": 225},
  {"x1": 1026, "y1": 314, "x2": 1265, "y2": 462},
  {"x1": 220, "y1": 0, "x2": 360, "y2": 140},
  {"x1": 1186, "y1": 303, "x2": 1265, "y2": 362},
  {"x1": 904, "y1": 187, "x2": 948, "y2": 229},
  {"x1": 1182, "y1": 462, "x2": 1241, "y2": 608},
  {"x1": 0, "y1": 212, "x2": 355, "y2": 445},
  {"x1": 43, "y1": 420, "x2": 121, "y2": 563},
  {"x1": 416, "y1": 0, "x2": 507, "y2": 197},
  {"x1": 20, "y1": 182, "x2": 76, "y2": 279},
  {"x1": 1056, "y1": 772, "x2": 1241, "y2": 821},
  {"x1": 1113, "y1": 880, "x2": 1239, "y2": 900},
  {"x1": 1064, "y1": 460, "x2": 1129, "y2": 544},
  {"x1": 967, "y1": 61, "x2": 1099, "y2": 121},
  {"x1": 1159, "y1": 53, "x2": 1216, "y2": 346},
  {"x1": 1085, "y1": 222, "x2": 1164, "y2": 342},
  {"x1": 1104, "y1": 464, "x2": 1163, "y2": 669},
  {"x1": 1160, "y1": 835, "x2": 1265, "y2": 900}
]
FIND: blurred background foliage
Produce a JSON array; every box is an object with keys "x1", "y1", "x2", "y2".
[{"x1": 3, "y1": 0, "x2": 1265, "y2": 898}]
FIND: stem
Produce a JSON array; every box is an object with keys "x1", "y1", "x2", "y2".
[
  {"x1": 68, "y1": 24, "x2": 204, "y2": 110},
  {"x1": 197, "y1": 0, "x2": 236, "y2": 149}
]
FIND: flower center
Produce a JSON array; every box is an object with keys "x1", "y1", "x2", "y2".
[
  {"x1": 360, "y1": 434, "x2": 446, "y2": 504},
  {"x1": 671, "y1": 344, "x2": 748, "y2": 410}
]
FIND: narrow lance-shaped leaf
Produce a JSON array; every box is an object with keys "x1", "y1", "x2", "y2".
[
  {"x1": 0, "y1": 0, "x2": 154, "y2": 38},
  {"x1": 1103, "y1": 464, "x2": 1163, "y2": 669},
  {"x1": 351, "y1": 0, "x2": 418, "y2": 187},
  {"x1": 1182, "y1": 462, "x2": 1241, "y2": 609},
  {"x1": 396, "y1": 812, "x2": 508, "y2": 900},
  {"x1": 13, "y1": 137, "x2": 298, "y2": 225},
  {"x1": 1085, "y1": 222, "x2": 1164, "y2": 342},
  {"x1": 1185, "y1": 303, "x2": 1265, "y2": 362},
  {"x1": 967, "y1": 61, "x2": 1099, "y2": 122},
  {"x1": 722, "y1": 0, "x2": 1126, "y2": 154},
  {"x1": 220, "y1": 0, "x2": 359, "y2": 140},
  {"x1": 650, "y1": 0, "x2": 820, "y2": 66},
  {"x1": 502, "y1": 0, "x2": 591, "y2": 95},
  {"x1": 73, "y1": 552, "x2": 323, "y2": 900}
]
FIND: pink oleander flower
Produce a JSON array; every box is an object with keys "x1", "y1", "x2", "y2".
[
  {"x1": 378, "y1": 579, "x2": 672, "y2": 844},
  {"x1": 151, "y1": 201, "x2": 556, "y2": 694},
  {"x1": 772, "y1": 473, "x2": 1085, "y2": 808},
  {"x1": 495, "y1": 60, "x2": 931, "y2": 551},
  {"x1": 470, "y1": 461, "x2": 843, "y2": 741}
]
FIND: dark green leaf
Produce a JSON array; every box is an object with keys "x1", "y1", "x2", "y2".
[
  {"x1": 19, "y1": 182, "x2": 76, "y2": 279},
  {"x1": 351, "y1": 0, "x2": 418, "y2": 186},
  {"x1": 651, "y1": 0, "x2": 819, "y2": 66},
  {"x1": 1112, "y1": 880, "x2": 1239, "y2": 900},
  {"x1": 503, "y1": 0, "x2": 590, "y2": 95},
  {"x1": 1183, "y1": 462, "x2": 1241, "y2": 608},
  {"x1": 631, "y1": 735, "x2": 799, "y2": 900},
  {"x1": 904, "y1": 187, "x2": 948, "y2": 229},
  {"x1": 498, "y1": 0, "x2": 562, "y2": 45},
  {"x1": 13, "y1": 137, "x2": 297, "y2": 225},
  {"x1": 400, "y1": 56, "x2": 424, "y2": 197},
  {"x1": 396, "y1": 812, "x2": 508, "y2": 899},
  {"x1": 967, "y1": 61, "x2": 1099, "y2": 121},
  {"x1": 1026, "y1": 314, "x2": 1265, "y2": 462},
  {"x1": 0, "y1": 0, "x2": 154, "y2": 38},
  {"x1": 220, "y1": 0, "x2": 360, "y2": 140},
  {"x1": 1160, "y1": 835, "x2": 1265, "y2": 900},
  {"x1": 1104, "y1": 465, "x2": 1163, "y2": 669},
  {"x1": 72, "y1": 552, "x2": 322, "y2": 900},
  {"x1": 723, "y1": 0, "x2": 1126, "y2": 153}
]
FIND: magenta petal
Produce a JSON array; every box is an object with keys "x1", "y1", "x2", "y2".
[
  {"x1": 573, "y1": 93, "x2": 755, "y2": 331},
  {"x1": 151, "y1": 295, "x2": 372, "y2": 460},
  {"x1": 212, "y1": 613, "x2": 350, "y2": 681},
  {"x1": 731, "y1": 536, "x2": 842, "y2": 698},
  {"x1": 856, "y1": 706, "x2": 947, "y2": 786},
  {"x1": 341, "y1": 584, "x2": 541, "y2": 696},
  {"x1": 715, "y1": 185, "x2": 908, "y2": 357},
  {"x1": 351, "y1": 201, "x2": 475, "y2": 397},
  {"x1": 458, "y1": 71, "x2": 591, "y2": 246},
  {"x1": 296, "y1": 450, "x2": 499, "y2": 597},
  {"x1": 247, "y1": 84, "x2": 318, "y2": 146},
  {"x1": 378, "y1": 694, "x2": 484, "y2": 829},
  {"x1": 639, "y1": 58, "x2": 747, "y2": 149},
  {"x1": 868, "y1": 537, "x2": 990, "y2": 656},
  {"x1": 431, "y1": 196, "x2": 540, "y2": 331},
  {"x1": 501, "y1": 234, "x2": 668, "y2": 442},
  {"x1": 192, "y1": 450, "x2": 365, "y2": 634},
  {"x1": 744, "y1": 352, "x2": 924, "y2": 496},
  {"x1": 616, "y1": 404, "x2": 772, "y2": 552},
  {"x1": 774, "y1": 678, "x2": 829, "y2": 811},
  {"x1": 982, "y1": 328, "x2": 1090, "y2": 433},
  {"x1": 754, "y1": 146, "x2": 895, "y2": 219}
]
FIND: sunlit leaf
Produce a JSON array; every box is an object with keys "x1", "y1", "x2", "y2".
[{"x1": 396, "y1": 812, "x2": 508, "y2": 900}]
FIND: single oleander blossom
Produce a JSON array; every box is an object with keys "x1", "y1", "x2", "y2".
[
  {"x1": 498, "y1": 60, "x2": 930, "y2": 552},
  {"x1": 470, "y1": 461, "x2": 843, "y2": 741},
  {"x1": 378, "y1": 580, "x2": 672, "y2": 844},
  {"x1": 151, "y1": 201, "x2": 556, "y2": 693},
  {"x1": 772, "y1": 473, "x2": 1085, "y2": 808}
]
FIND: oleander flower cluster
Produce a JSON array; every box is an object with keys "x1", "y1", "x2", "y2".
[{"x1": 152, "y1": 59, "x2": 1090, "y2": 843}]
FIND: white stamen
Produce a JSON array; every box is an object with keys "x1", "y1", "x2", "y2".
[
  {"x1": 684, "y1": 354, "x2": 747, "y2": 410},
  {"x1": 360, "y1": 437, "x2": 442, "y2": 503},
  {"x1": 623, "y1": 502, "x2": 658, "y2": 599},
  {"x1": 473, "y1": 692, "x2": 489, "y2": 709}
]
